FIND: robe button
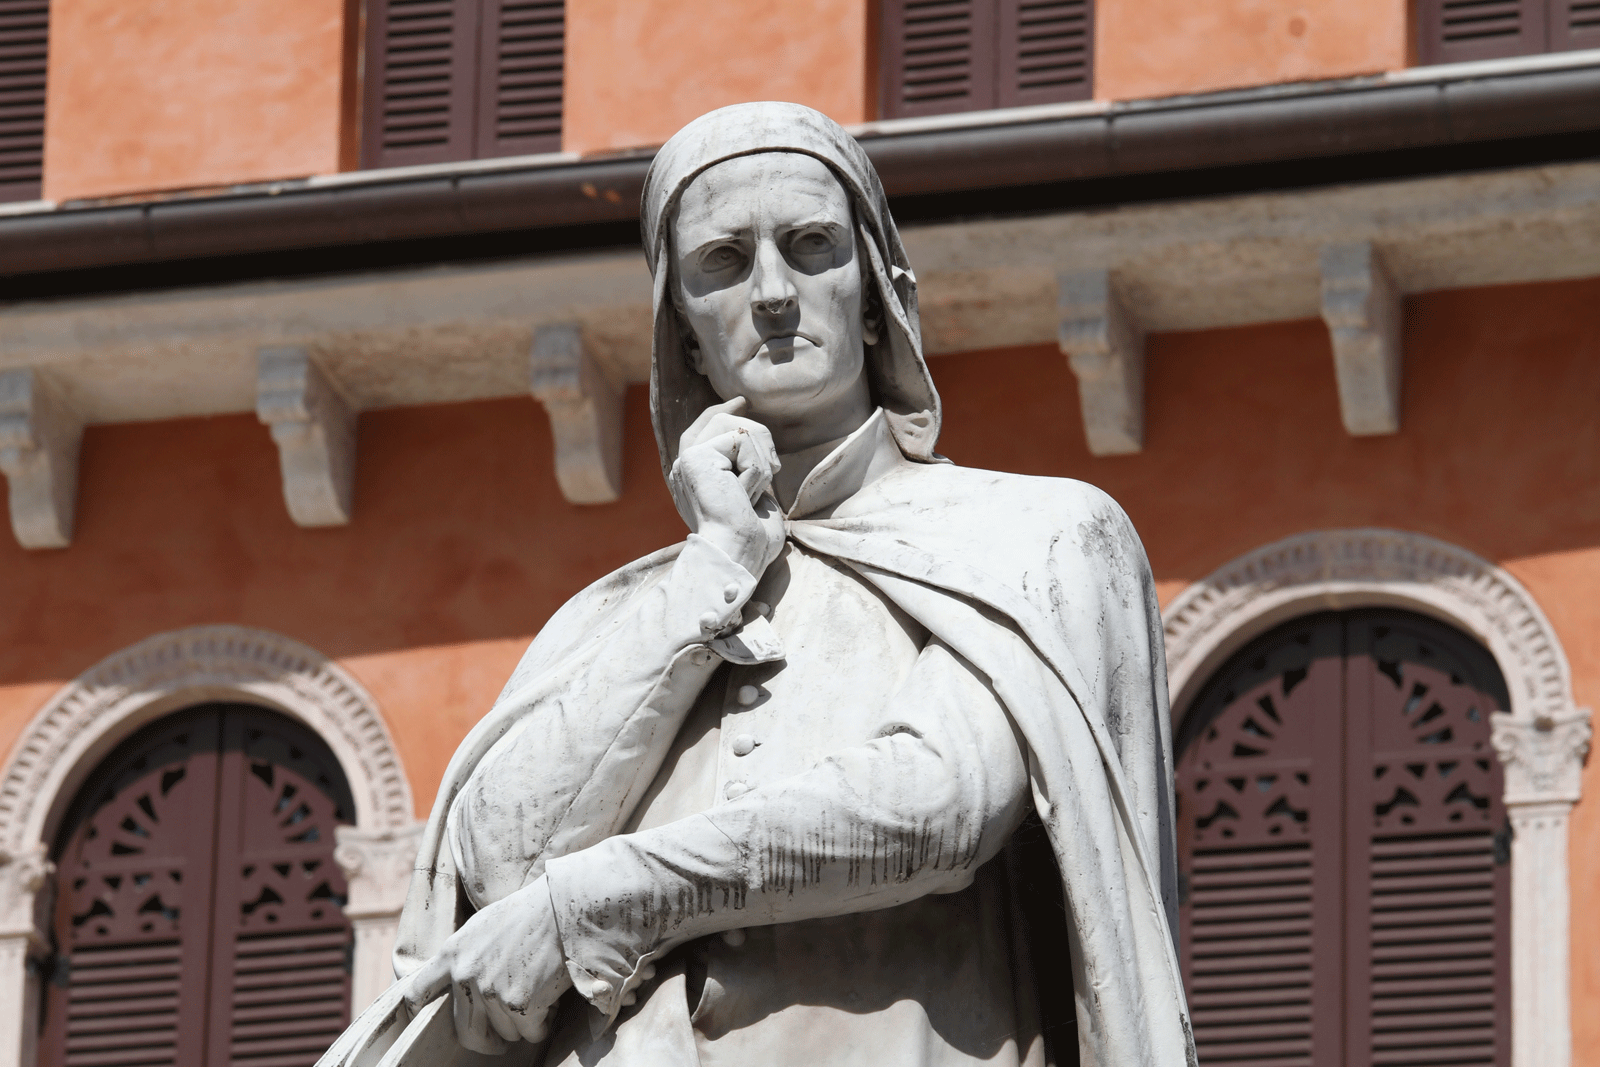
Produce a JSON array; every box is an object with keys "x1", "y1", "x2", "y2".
[
  {"x1": 749, "y1": 601, "x2": 770, "y2": 617},
  {"x1": 731, "y1": 734, "x2": 756, "y2": 757},
  {"x1": 724, "y1": 780, "x2": 751, "y2": 800},
  {"x1": 723, "y1": 582, "x2": 740, "y2": 603},
  {"x1": 699, "y1": 611, "x2": 721, "y2": 634},
  {"x1": 721, "y1": 928, "x2": 747, "y2": 947},
  {"x1": 736, "y1": 685, "x2": 760, "y2": 706}
]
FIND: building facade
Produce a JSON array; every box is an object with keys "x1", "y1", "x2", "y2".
[{"x1": 1, "y1": 2, "x2": 1598, "y2": 1065}]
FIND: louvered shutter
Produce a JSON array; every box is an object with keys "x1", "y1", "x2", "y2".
[
  {"x1": 475, "y1": 0, "x2": 563, "y2": 157},
  {"x1": 1176, "y1": 617, "x2": 1344, "y2": 1066},
  {"x1": 43, "y1": 714, "x2": 224, "y2": 1067},
  {"x1": 1175, "y1": 610, "x2": 1510, "y2": 1067},
  {"x1": 995, "y1": 0, "x2": 1091, "y2": 108},
  {"x1": 1416, "y1": 0, "x2": 1545, "y2": 64},
  {"x1": 1344, "y1": 613, "x2": 1509, "y2": 1067},
  {"x1": 1552, "y1": 0, "x2": 1600, "y2": 48},
  {"x1": 0, "y1": 0, "x2": 47, "y2": 202},
  {"x1": 43, "y1": 706, "x2": 355, "y2": 1067},
  {"x1": 203, "y1": 711, "x2": 355, "y2": 1067},
  {"x1": 362, "y1": 0, "x2": 481, "y2": 169},
  {"x1": 880, "y1": 0, "x2": 998, "y2": 118}
]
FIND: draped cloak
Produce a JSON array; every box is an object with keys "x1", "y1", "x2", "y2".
[{"x1": 373, "y1": 102, "x2": 1197, "y2": 1067}]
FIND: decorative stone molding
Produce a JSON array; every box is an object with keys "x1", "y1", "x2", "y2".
[
  {"x1": 0, "y1": 625, "x2": 423, "y2": 1067},
  {"x1": 0, "y1": 846, "x2": 51, "y2": 941},
  {"x1": 1320, "y1": 242, "x2": 1402, "y2": 436},
  {"x1": 335, "y1": 823, "x2": 427, "y2": 1012},
  {"x1": 1057, "y1": 270, "x2": 1145, "y2": 456},
  {"x1": 1492, "y1": 710, "x2": 1593, "y2": 806},
  {"x1": 1164, "y1": 528, "x2": 1588, "y2": 1067},
  {"x1": 531, "y1": 323, "x2": 623, "y2": 504},
  {"x1": 0, "y1": 368, "x2": 83, "y2": 550},
  {"x1": 257, "y1": 346, "x2": 358, "y2": 527}
]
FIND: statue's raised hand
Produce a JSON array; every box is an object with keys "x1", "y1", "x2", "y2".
[
  {"x1": 404, "y1": 877, "x2": 571, "y2": 1054},
  {"x1": 670, "y1": 396, "x2": 787, "y2": 578}
]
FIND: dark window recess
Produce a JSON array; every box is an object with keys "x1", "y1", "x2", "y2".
[
  {"x1": 0, "y1": 0, "x2": 48, "y2": 203},
  {"x1": 1175, "y1": 609, "x2": 1511, "y2": 1067},
  {"x1": 879, "y1": 0, "x2": 1091, "y2": 120},
  {"x1": 40, "y1": 705, "x2": 357, "y2": 1067},
  {"x1": 1418, "y1": 0, "x2": 1600, "y2": 64},
  {"x1": 363, "y1": 0, "x2": 564, "y2": 170}
]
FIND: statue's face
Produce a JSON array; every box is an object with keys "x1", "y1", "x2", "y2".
[{"x1": 671, "y1": 152, "x2": 868, "y2": 424}]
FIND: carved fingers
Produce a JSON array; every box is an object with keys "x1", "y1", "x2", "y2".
[
  {"x1": 405, "y1": 878, "x2": 571, "y2": 1054},
  {"x1": 671, "y1": 397, "x2": 786, "y2": 576}
]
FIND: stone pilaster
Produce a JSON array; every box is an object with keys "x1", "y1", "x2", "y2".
[
  {"x1": 1491, "y1": 709, "x2": 1593, "y2": 1067},
  {"x1": 334, "y1": 823, "x2": 425, "y2": 1013}
]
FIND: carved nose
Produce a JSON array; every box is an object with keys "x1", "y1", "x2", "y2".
[{"x1": 754, "y1": 292, "x2": 795, "y2": 314}]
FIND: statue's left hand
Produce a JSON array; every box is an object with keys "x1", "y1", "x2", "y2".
[{"x1": 403, "y1": 876, "x2": 572, "y2": 1054}]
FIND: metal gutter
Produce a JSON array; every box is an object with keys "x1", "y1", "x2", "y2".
[{"x1": 3, "y1": 55, "x2": 1597, "y2": 277}]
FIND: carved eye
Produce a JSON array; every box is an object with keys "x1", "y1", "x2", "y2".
[
  {"x1": 701, "y1": 245, "x2": 743, "y2": 271},
  {"x1": 791, "y1": 230, "x2": 834, "y2": 255}
]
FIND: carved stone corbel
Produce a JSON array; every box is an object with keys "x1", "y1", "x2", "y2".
[
  {"x1": 334, "y1": 823, "x2": 425, "y2": 1012},
  {"x1": 0, "y1": 368, "x2": 84, "y2": 550},
  {"x1": 1320, "y1": 241, "x2": 1402, "y2": 436},
  {"x1": 256, "y1": 347, "x2": 358, "y2": 527},
  {"x1": 1491, "y1": 708, "x2": 1591, "y2": 1067},
  {"x1": 531, "y1": 324, "x2": 623, "y2": 504},
  {"x1": 1058, "y1": 270, "x2": 1145, "y2": 456}
]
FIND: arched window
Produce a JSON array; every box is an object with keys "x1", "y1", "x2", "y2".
[
  {"x1": 1176, "y1": 609, "x2": 1511, "y2": 1067},
  {"x1": 40, "y1": 704, "x2": 356, "y2": 1067}
]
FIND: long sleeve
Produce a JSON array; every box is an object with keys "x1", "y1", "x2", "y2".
[
  {"x1": 446, "y1": 533, "x2": 780, "y2": 908},
  {"x1": 542, "y1": 638, "x2": 1030, "y2": 1020}
]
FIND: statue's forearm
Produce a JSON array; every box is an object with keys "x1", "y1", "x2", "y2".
[
  {"x1": 543, "y1": 640, "x2": 1029, "y2": 1021},
  {"x1": 448, "y1": 533, "x2": 772, "y2": 906}
]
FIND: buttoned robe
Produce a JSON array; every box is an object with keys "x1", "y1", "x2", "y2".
[{"x1": 389, "y1": 413, "x2": 1195, "y2": 1067}]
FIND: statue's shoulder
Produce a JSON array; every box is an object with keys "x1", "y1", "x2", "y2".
[
  {"x1": 894, "y1": 459, "x2": 1133, "y2": 528},
  {"x1": 496, "y1": 542, "x2": 683, "y2": 699}
]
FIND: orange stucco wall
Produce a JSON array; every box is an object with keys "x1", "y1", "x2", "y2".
[
  {"x1": 1094, "y1": 0, "x2": 1409, "y2": 101},
  {"x1": 42, "y1": 0, "x2": 355, "y2": 202},
  {"x1": 561, "y1": 0, "x2": 875, "y2": 157},
  {"x1": 2, "y1": 276, "x2": 1598, "y2": 1039}
]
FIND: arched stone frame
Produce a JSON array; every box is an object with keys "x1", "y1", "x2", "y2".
[
  {"x1": 0, "y1": 625, "x2": 426, "y2": 1067},
  {"x1": 1163, "y1": 529, "x2": 1592, "y2": 1067}
]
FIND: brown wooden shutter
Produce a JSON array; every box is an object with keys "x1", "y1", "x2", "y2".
[
  {"x1": 43, "y1": 714, "x2": 224, "y2": 1067},
  {"x1": 43, "y1": 706, "x2": 355, "y2": 1067},
  {"x1": 995, "y1": 0, "x2": 1092, "y2": 108},
  {"x1": 1552, "y1": 0, "x2": 1600, "y2": 48},
  {"x1": 475, "y1": 0, "x2": 563, "y2": 158},
  {"x1": 0, "y1": 0, "x2": 47, "y2": 203},
  {"x1": 880, "y1": 0, "x2": 997, "y2": 118},
  {"x1": 362, "y1": 0, "x2": 481, "y2": 169},
  {"x1": 1175, "y1": 609, "x2": 1510, "y2": 1067},
  {"x1": 1344, "y1": 613, "x2": 1509, "y2": 1067},
  {"x1": 1176, "y1": 616, "x2": 1343, "y2": 1066},
  {"x1": 1416, "y1": 0, "x2": 1545, "y2": 65}
]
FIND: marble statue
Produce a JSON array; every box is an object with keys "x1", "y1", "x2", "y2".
[{"x1": 317, "y1": 102, "x2": 1196, "y2": 1067}]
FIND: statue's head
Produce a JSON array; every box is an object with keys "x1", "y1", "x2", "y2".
[{"x1": 641, "y1": 102, "x2": 940, "y2": 479}]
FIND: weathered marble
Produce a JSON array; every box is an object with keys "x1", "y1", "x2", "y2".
[{"x1": 316, "y1": 102, "x2": 1195, "y2": 1067}]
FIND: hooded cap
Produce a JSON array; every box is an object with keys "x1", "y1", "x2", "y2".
[{"x1": 640, "y1": 101, "x2": 941, "y2": 483}]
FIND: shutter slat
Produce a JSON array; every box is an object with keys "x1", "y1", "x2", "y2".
[
  {"x1": 0, "y1": 0, "x2": 45, "y2": 200},
  {"x1": 1417, "y1": 0, "x2": 1544, "y2": 64},
  {"x1": 474, "y1": 0, "x2": 563, "y2": 158},
  {"x1": 363, "y1": 0, "x2": 480, "y2": 168},
  {"x1": 998, "y1": 0, "x2": 1091, "y2": 105},
  {"x1": 881, "y1": 0, "x2": 997, "y2": 118}
]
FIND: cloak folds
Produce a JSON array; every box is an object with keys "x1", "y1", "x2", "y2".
[
  {"x1": 316, "y1": 101, "x2": 1196, "y2": 1067},
  {"x1": 372, "y1": 463, "x2": 1195, "y2": 1067}
]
